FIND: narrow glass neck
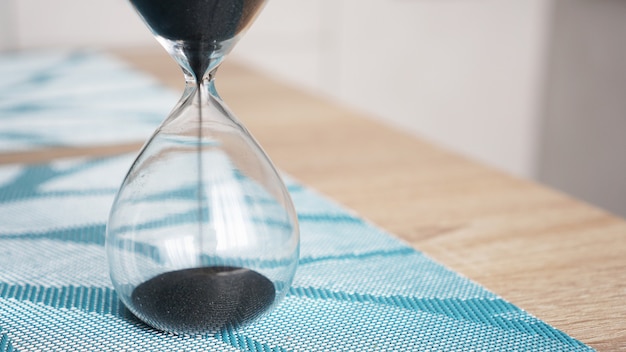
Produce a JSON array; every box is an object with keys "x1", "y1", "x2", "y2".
[
  {"x1": 177, "y1": 75, "x2": 223, "y2": 115},
  {"x1": 184, "y1": 67, "x2": 219, "y2": 87},
  {"x1": 181, "y1": 41, "x2": 226, "y2": 82},
  {"x1": 155, "y1": 37, "x2": 227, "y2": 83}
]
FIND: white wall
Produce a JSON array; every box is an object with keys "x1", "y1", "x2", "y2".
[
  {"x1": 0, "y1": 0, "x2": 152, "y2": 49},
  {"x1": 0, "y1": 0, "x2": 16, "y2": 50},
  {"x1": 235, "y1": 0, "x2": 553, "y2": 179},
  {"x1": 232, "y1": 0, "x2": 336, "y2": 93},
  {"x1": 538, "y1": 0, "x2": 626, "y2": 217},
  {"x1": 334, "y1": 0, "x2": 552, "y2": 178}
]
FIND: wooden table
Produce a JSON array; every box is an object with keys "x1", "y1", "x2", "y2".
[{"x1": 6, "y1": 47, "x2": 625, "y2": 350}]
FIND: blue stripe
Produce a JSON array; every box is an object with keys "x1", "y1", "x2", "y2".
[
  {"x1": 0, "y1": 158, "x2": 115, "y2": 203},
  {"x1": 0, "y1": 224, "x2": 106, "y2": 246},
  {"x1": 35, "y1": 189, "x2": 116, "y2": 197},
  {"x1": 0, "y1": 103, "x2": 62, "y2": 115},
  {"x1": 286, "y1": 184, "x2": 304, "y2": 193},
  {"x1": 287, "y1": 287, "x2": 587, "y2": 348},
  {"x1": 0, "y1": 132, "x2": 54, "y2": 144},
  {"x1": 297, "y1": 213, "x2": 362, "y2": 224},
  {"x1": 215, "y1": 331, "x2": 291, "y2": 352},
  {"x1": 0, "y1": 283, "x2": 125, "y2": 317},
  {"x1": 0, "y1": 328, "x2": 17, "y2": 352},
  {"x1": 298, "y1": 247, "x2": 415, "y2": 265}
]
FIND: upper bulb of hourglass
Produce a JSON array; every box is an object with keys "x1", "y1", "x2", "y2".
[
  {"x1": 129, "y1": 0, "x2": 268, "y2": 81},
  {"x1": 106, "y1": 0, "x2": 298, "y2": 335}
]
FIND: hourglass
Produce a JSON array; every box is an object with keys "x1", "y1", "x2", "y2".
[{"x1": 105, "y1": 0, "x2": 299, "y2": 335}]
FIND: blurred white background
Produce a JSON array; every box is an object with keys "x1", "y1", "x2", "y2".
[{"x1": 1, "y1": 0, "x2": 625, "y2": 217}]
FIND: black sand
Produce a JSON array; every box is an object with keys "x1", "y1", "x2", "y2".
[
  {"x1": 130, "y1": 0, "x2": 266, "y2": 42},
  {"x1": 131, "y1": 266, "x2": 275, "y2": 334},
  {"x1": 130, "y1": 0, "x2": 266, "y2": 80}
]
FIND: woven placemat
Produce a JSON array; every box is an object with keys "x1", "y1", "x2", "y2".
[
  {"x1": 0, "y1": 154, "x2": 591, "y2": 351},
  {"x1": 0, "y1": 51, "x2": 592, "y2": 351},
  {"x1": 0, "y1": 51, "x2": 176, "y2": 152}
]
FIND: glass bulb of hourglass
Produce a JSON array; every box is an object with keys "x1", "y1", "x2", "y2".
[{"x1": 105, "y1": 0, "x2": 299, "y2": 335}]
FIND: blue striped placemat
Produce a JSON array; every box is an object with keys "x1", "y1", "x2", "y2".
[
  {"x1": 0, "y1": 51, "x2": 176, "y2": 152},
  {"x1": 0, "y1": 51, "x2": 592, "y2": 351},
  {"x1": 0, "y1": 154, "x2": 592, "y2": 351}
]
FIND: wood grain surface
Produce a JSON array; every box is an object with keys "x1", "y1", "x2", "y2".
[{"x1": 11, "y1": 47, "x2": 625, "y2": 350}]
